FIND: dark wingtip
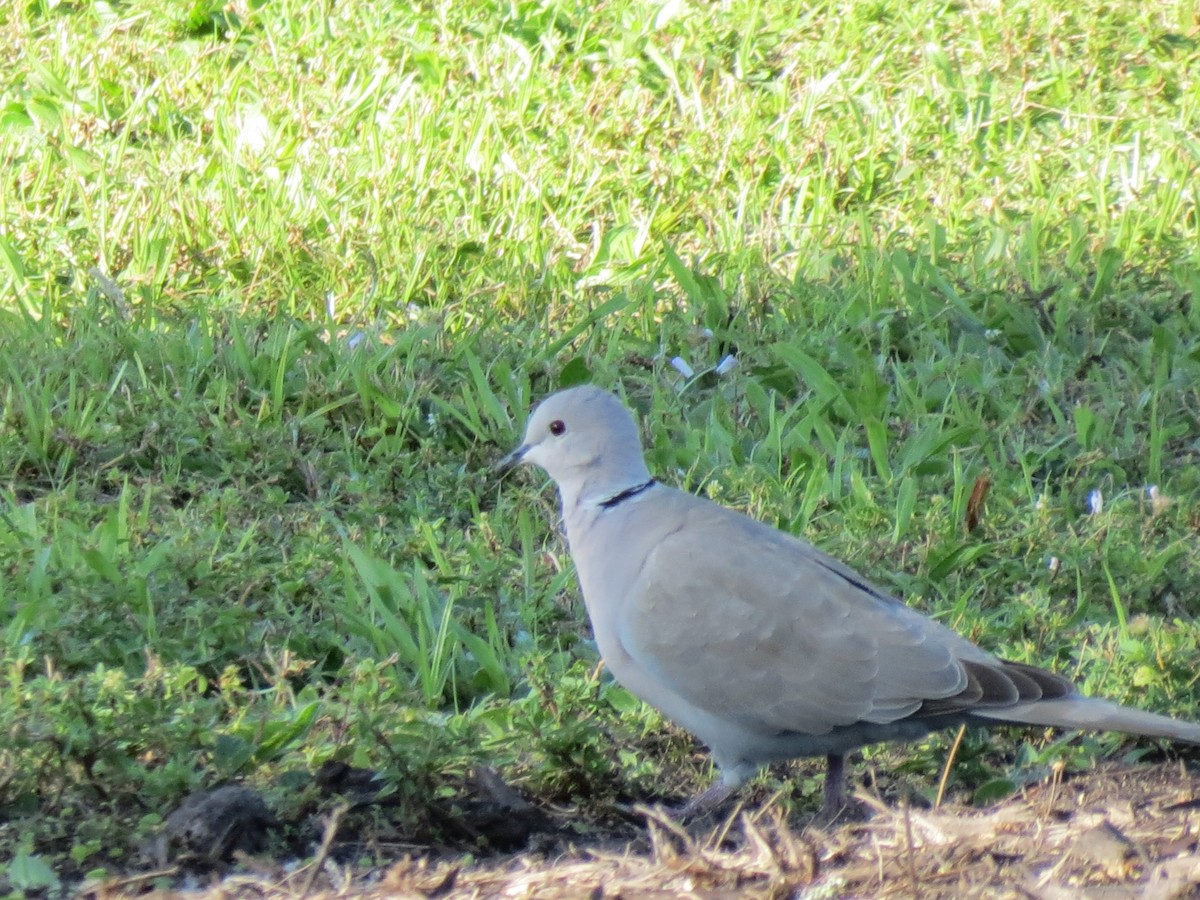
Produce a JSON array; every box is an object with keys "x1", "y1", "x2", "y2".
[{"x1": 920, "y1": 658, "x2": 1078, "y2": 716}]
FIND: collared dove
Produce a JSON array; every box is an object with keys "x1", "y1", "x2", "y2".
[{"x1": 497, "y1": 385, "x2": 1200, "y2": 817}]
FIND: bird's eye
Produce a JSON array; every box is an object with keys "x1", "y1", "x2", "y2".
[{"x1": 548, "y1": 420, "x2": 566, "y2": 436}]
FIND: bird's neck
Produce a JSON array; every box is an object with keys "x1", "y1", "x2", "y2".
[{"x1": 559, "y1": 465, "x2": 653, "y2": 531}]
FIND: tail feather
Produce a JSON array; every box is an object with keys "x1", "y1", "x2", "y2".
[{"x1": 975, "y1": 697, "x2": 1200, "y2": 744}]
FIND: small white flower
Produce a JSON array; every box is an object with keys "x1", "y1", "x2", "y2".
[
  {"x1": 669, "y1": 356, "x2": 695, "y2": 378},
  {"x1": 235, "y1": 108, "x2": 271, "y2": 156},
  {"x1": 714, "y1": 354, "x2": 738, "y2": 376},
  {"x1": 1087, "y1": 489, "x2": 1103, "y2": 516}
]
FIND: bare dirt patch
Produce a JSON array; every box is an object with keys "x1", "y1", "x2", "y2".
[{"x1": 83, "y1": 763, "x2": 1200, "y2": 898}]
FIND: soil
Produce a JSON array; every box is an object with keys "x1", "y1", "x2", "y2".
[{"x1": 80, "y1": 762, "x2": 1200, "y2": 899}]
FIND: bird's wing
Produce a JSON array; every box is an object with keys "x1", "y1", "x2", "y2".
[{"x1": 615, "y1": 492, "x2": 1020, "y2": 736}]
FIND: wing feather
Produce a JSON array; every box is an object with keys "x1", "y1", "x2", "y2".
[{"x1": 616, "y1": 494, "x2": 974, "y2": 736}]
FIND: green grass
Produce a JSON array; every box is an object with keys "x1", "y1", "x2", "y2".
[{"x1": 2, "y1": 0, "x2": 1200, "y2": 889}]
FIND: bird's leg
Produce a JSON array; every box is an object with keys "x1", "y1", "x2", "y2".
[
  {"x1": 820, "y1": 752, "x2": 847, "y2": 820},
  {"x1": 674, "y1": 780, "x2": 736, "y2": 819},
  {"x1": 678, "y1": 754, "x2": 850, "y2": 822}
]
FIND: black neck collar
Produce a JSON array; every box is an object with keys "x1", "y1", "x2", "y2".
[{"x1": 599, "y1": 478, "x2": 657, "y2": 509}]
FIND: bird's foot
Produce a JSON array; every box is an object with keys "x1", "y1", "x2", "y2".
[
  {"x1": 613, "y1": 781, "x2": 738, "y2": 825},
  {"x1": 808, "y1": 752, "x2": 865, "y2": 827},
  {"x1": 673, "y1": 781, "x2": 737, "y2": 819}
]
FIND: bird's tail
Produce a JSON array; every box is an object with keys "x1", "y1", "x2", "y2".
[{"x1": 975, "y1": 696, "x2": 1200, "y2": 744}]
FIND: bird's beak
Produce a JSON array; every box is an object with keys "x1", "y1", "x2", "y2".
[{"x1": 493, "y1": 444, "x2": 529, "y2": 476}]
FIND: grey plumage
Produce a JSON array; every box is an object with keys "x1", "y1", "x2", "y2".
[{"x1": 498, "y1": 385, "x2": 1200, "y2": 816}]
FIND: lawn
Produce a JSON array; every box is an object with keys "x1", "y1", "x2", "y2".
[{"x1": 1, "y1": 0, "x2": 1199, "y2": 894}]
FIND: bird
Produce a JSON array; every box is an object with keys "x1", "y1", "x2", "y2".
[{"x1": 496, "y1": 385, "x2": 1200, "y2": 819}]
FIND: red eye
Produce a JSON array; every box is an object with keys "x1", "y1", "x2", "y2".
[{"x1": 549, "y1": 420, "x2": 566, "y2": 436}]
